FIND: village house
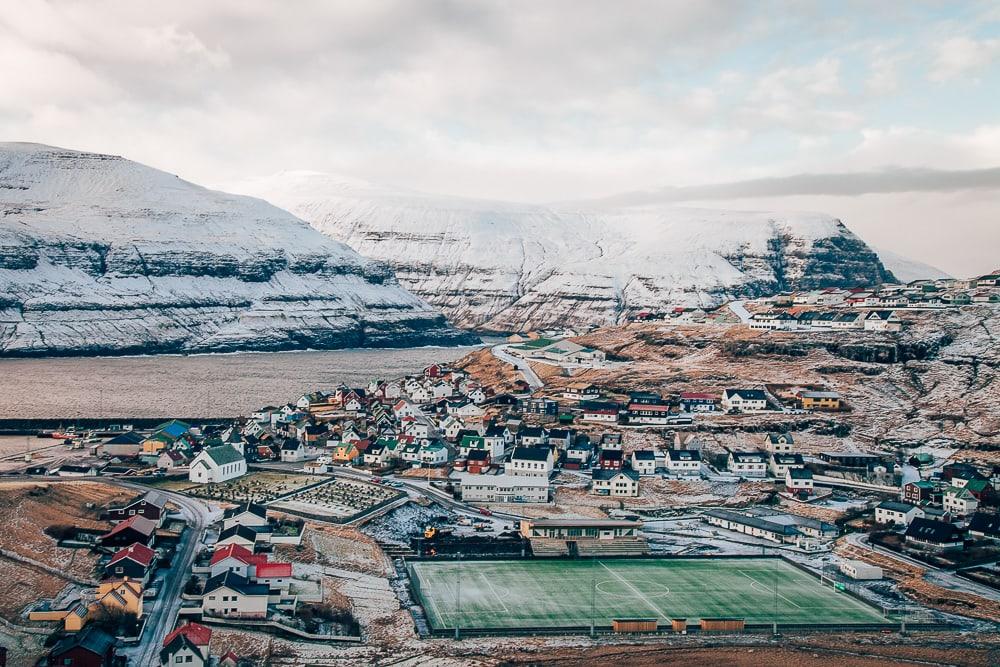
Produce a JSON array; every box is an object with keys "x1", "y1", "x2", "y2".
[
  {"x1": 864, "y1": 310, "x2": 903, "y2": 332},
  {"x1": 630, "y1": 450, "x2": 657, "y2": 476},
  {"x1": 721, "y1": 388, "x2": 769, "y2": 413},
  {"x1": 160, "y1": 622, "x2": 212, "y2": 667},
  {"x1": 104, "y1": 543, "x2": 156, "y2": 583},
  {"x1": 508, "y1": 446, "x2": 555, "y2": 478},
  {"x1": 157, "y1": 449, "x2": 188, "y2": 470},
  {"x1": 904, "y1": 517, "x2": 965, "y2": 551},
  {"x1": 762, "y1": 432, "x2": 794, "y2": 454},
  {"x1": 943, "y1": 485, "x2": 980, "y2": 516},
  {"x1": 518, "y1": 426, "x2": 548, "y2": 447},
  {"x1": 465, "y1": 449, "x2": 492, "y2": 474},
  {"x1": 875, "y1": 500, "x2": 925, "y2": 527},
  {"x1": 797, "y1": 390, "x2": 843, "y2": 411},
  {"x1": 202, "y1": 571, "x2": 269, "y2": 618},
  {"x1": 625, "y1": 402, "x2": 673, "y2": 425},
  {"x1": 107, "y1": 490, "x2": 168, "y2": 525},
  {"x1": 591, "y1": 468, "x2": 640, "y2": 497},
  {"x1": 48, "y1": 627, "x2": 118, "y2": 667},
  {"x1": 280, "y1": 438, "x2": 305, "y2": 462},
  {"x1": 547, "y1": 428, "x2": 574, "y2": 449},
  {"x1": 728, "y1": 451, "x2": 767, "y2": 478},
  {"x1": 222, "y1": 502, "x2": 269, "y2": 530},
  {"x1": 564, "y1": 440, "x2": 593, "y2": 469},
  {"x1": 580, "y1": 401, "x2": 620, "y2": 423},
  {"x1": 459, "y1": 474, "x2": 550, "y2": 503},
  {"x1": 596, "y1": 448, "x2": 624, "y2": 470},
  {"x1": 188, "y1": 444, "x2": 247, "y2": 484},
  {"x1": 519, "y1": 397, "x2": 559, "y2": 416},
  {"x1": 562, "y1": 383, "x2": 601, "y2": 401},
  {"x1": 100, "y1": 431, "x2": 145, "y2": 458},
  {"x1": 99, "y1": 514, "x2": 157, "y2": 549},
  {"x1": 785, "y1": 468, "x2": 814, "y2": 496},
  {"x1": 968, "y1": 512, "x2": 1000, "y2": 541},
  {"x1": 902, "y1": 480, "x2": 937, "y2": 505},
  {"x1": 666, "y1": 448, "x2": 701, "y2": 476},
  {"x1": 679, "y1": 392, "x2": 719, "y2": 412},
  {"x1": 216, "y1": 524, "x2": 266, "y2": 549},
  {"x1": 209, "y1": 543, "x2": 265, "y2": 579},
  {"x1": 769, "y1": 452, "x2": 805, "y2": 477}
]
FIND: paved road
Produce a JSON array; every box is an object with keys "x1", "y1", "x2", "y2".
[
  {"x1": 728, "y1": 299, "x2": 753, "y2": 324},
  {"x1": 490, "y1": 344, "x2": 544, "y2": 390},
  {"x1": 845, "y1": 532, "x2": 999, "y2": 599}
]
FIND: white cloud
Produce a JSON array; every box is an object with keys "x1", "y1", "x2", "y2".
[{"x1": 929, "y1": 36, "x2": 1000, "y2": 81}]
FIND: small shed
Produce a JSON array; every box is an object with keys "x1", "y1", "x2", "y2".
[
  {"x1": 699, "y1": 618, "x2": 745, "y2": 632},
  {"x1": 670, "y1": 618, "x2": 688, "y2": 633},
  {"x1": 611, "y1": 618, "x2": 658, "y2": 633},
  {"x1": 839, "y1": 560, "x2": 883, "y2": 580}
]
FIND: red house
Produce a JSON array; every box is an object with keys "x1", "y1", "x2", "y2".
[
  {"x1": 597, "y1": 449, "x2": 623, "y2": 470},
  {"x1": 467, "y1": 449, "x2": 491, "y2": 474},
  {"x1": 99, "y1": 514, "x2": 156, "y2": 549},
  {"x1": 47, "y1": 626, "x2": 117, "y2": 667},
  {"x1": 106, "y1": 490, "x2": 167, "y2": 525}
]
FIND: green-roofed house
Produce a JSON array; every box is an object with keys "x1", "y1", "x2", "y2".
[{"x1": 188, "y1": 444, "x2": 247, "y2": 484}]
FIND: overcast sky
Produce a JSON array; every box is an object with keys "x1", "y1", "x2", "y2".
[{"x1": 2, "y1": 1, "x2": 998, "y2": 276}]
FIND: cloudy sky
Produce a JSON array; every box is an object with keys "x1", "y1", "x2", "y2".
[{"x1": 2, "y1": 1, "x2": 998, "y2": 276}]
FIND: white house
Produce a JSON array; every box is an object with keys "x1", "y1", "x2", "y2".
[
  {"x1": 721, "y1": 389, "x2": 769, "y2": 413},
  {"x1": 459, "y1": 474, "x2": 550, "y2": 503},
  {"x1": 591, "y1": 468, "x2": 640, "y2": 497},
  {"x1": 201, "y1": 572, "x2": 269, "y2": 619},
  {"x1": 188, "y1": 445, "x2": 246, "y2": 484},
  {"x1": 875, "y1": 500, "x2": 925, "y2": 526},
  {"x1": 943, "y1": 486, "x2": 980, "y2": 516},
  {"x1": 666, "y1": 449, "x2": 701, "y2": 476},
  {"x1": 763, "y1": 432, "x2": 794, "y2": 454},
  {"x1": 419, "y1": 441, "x2": 450, "y2": 466},
  {"x1": 280, "y1": 439, "x2": 305, "y2": 462},
  {"x1": 769, "y1": 453, "x2": 804, "y2": 477},
  {"x1": 728, "y1": 451, "x2": 767, "y2": 478},
  {"x1": 507, "y1": 446, "x2": 554, "y2": 478},
  {"x1": 630, "y1": 450, "x2": 657, "y2": 476},
  {"x1": 785, "y1": 468, "x2": 814, "y2": 494},
  {"x1": 222, "y1": 502, "x2": 269, "y2": 530},
  {"x1": 864, "y1": 310, "x2": 903, "y2": 332}
]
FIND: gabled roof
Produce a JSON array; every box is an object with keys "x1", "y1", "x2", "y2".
[
  {"x1": 632, "y1": 450, "x2": 656, "y2": 461},
  {"x1": 218, "y1": 524, "x2": 264, "y2": 543},
  {"x1": 101, "y1": 514, "x2": 156, "y2": 539},
  {"x1": 878, "y1": 500, "x2": 916, "y2": 513},
  {"x1": 105, "y1": 431, "x2": 145, "y2": 445},
  {"x1": 223, "y1": 502, "x2": 267, "y2": 520},
  {"x1": 592, "y1": 467, "x2": 639, "y2": 481},
  {"x1": 599, "y1": 449, "x2": 624, "y2": 461},
  {"x1": 467, "y1": 449, "x2": 490, "y2": 462},
  {"x1": 787, "y1": 468, "x2": 813, "y2": 480},
  {"x1": 723, "y1": 388, "x2": 767, "y2": 401},
  {"x1": 968, "y1": 512, "x2": 1000, "y2": 537},
  {"x1": 204, "y1": 570, "x2": 269, "y2": 597},
  {"x1": 160, "y1": 632, "x2": 205, "y2": 665},
  {"x1": 108, "y1": 542, "x2": 156, "y2": 567},
  {"x1": 210, "y1": 543, "x2": 263, "y2": 566},
  {"x1": 162, "y1": 622, "x2": 212, "y2": 648},
  {"x1": 772, "y1": 453, "x2": 804, "y2": 465},
  {"x1": 730, "y1": 451, "x2": 766, "y2": 463},
  {"x1": 50, "y1": 625, "x2": 116, "y2": 659},
  {"x1": 202, "y1": 444, "x2": 244, "y2": 466},
  {"x1": 667, "y1": 448, "x2": 701, "y2": 462},
  {"x1": 511, "y1": 446, "x2": 550, "y2": 462},
  {"x1": 905, "y1": 517, "x2": 963, "y2": 543}
]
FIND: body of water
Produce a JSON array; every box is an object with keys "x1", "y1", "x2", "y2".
[{"x1": 0, "y1": 345, "x2": 484, "y2": 419}]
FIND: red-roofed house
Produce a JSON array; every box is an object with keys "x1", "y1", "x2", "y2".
[
  {"x1": 162, "y1": 621, "x2": 212, "y2": 649},
  {"x1": 104, "y1": 542, "x2": 156, "y2": 582},
  {"x1": 209, "y1": 543, "x2": 267, "y2": 578}
]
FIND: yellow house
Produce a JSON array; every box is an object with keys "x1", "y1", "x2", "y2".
[
  {"x1": 332, "y1": 442, "x2": 359, "y2": 463},
  {"x1": 141, "y1": 433, "x2": 171, "y2": 454},
  {"x1": 798, "y1": 390, "x2": 842, "y2": 411},
  {"x1": 29, "y1": 579, "x2": 143, "y2": 632}
]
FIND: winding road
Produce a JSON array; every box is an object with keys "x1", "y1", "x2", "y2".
[{"x1": 491, "y1": 344, "x2": 544, "y2": 390}]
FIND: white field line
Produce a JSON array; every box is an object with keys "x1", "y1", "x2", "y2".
[
  {"x1": 737, "y1": 569, "x2": 802, "y2": 609},
  {"x1": 598, "y1": 561, "x2": 669, "y2": 620},
  {"x1": 480, "y1": 572, "x2": 510, "y2": 614}
]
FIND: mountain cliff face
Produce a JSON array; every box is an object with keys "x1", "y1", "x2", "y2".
[
  {"x1": 232, "y1": 172, "x2": 896, "y2": 332},
  {"x1": 0, "y1": 144, "x2": 476, "y2": 356}
]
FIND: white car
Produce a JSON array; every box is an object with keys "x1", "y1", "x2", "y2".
[{"x1": 315, "y1": 455, "x2": 332, "y2": 465}]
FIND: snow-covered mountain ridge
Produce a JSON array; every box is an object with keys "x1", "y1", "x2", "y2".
[
  {"x1": 0, "y1": 143, "x2": 476, "y2": 356},
  {"x1": 231, "y1": 171, "x2": 897, "y2": 331}
]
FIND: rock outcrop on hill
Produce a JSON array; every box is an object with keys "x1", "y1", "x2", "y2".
[
  {"x1": 232, "y1": 171, "x2": 896, "y2": 332},
  {"x1": 0, "y1": 144, "x2": 476, "y2": 356}
]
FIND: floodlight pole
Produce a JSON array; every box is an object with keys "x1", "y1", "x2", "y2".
[
  {"x1": 772, "y1": 563, "x2": 778, "y2": 636},
  {"x1": 590, "y1": 556, "x2": 596, "y2": 637},
  {"x1": 455, "y1": 556, "x2": 462, "y2": 641}
]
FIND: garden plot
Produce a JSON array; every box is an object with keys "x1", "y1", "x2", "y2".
[
  {"x1": 269, "y1": 478, "x2": 402, "y2": 521},
  {"x1": 186, "y1": 471, "x2": 320, "y2": 504}
]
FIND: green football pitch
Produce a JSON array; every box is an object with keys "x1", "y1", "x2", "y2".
[{"x1": 409, "y1": 558, "x2": 888, "y2": 631}]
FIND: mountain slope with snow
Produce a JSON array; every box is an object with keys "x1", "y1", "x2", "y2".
[
  {"x1": 874, "y1": 247, "x2": 951, "y2": 283},
  {"x1": 231, "y1": 171, "x2": 896, "y2": 331},
  {"x1": 0, "y1": 144, "x2": 475, "y2": 356}
]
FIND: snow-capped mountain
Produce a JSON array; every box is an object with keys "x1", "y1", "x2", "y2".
[
  {"x1": 0, "y1": 143, "x2": 475, "y2": 356},
  {"x1": 231, "y1": 171, "x2": 896, "y2": 331},
  {"x1": 874, "y1": 247, "x2": 951, "y2": 283}
]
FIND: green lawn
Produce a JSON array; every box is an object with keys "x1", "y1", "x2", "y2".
[{"x1": 410, "y1": 558, "x2": 888, "y2": 631}]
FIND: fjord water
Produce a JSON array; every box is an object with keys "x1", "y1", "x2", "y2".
[{"x1": 0, "y1": 346, "x2": 483, "y2": 419}]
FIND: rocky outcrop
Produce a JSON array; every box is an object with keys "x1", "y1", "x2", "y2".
[
  {"x1": 231, "y1": 172, "x2": 896, "y2": 332},
  {"x1": 0, "y1": 143, "x2": 477, "y2": 356}
]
